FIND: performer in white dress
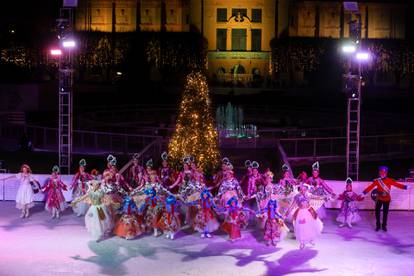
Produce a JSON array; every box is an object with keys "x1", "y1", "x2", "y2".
[
  {"x1": 1, "y1": 164, "x2": 39, "y2": 218},
  {"x1": 71, "y1": 180, "x2": 115, "y2": 241}
]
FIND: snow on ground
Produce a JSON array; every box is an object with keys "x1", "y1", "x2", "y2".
[{"x1": 0, "y1": 201, "x2": 413, "y2": 276}]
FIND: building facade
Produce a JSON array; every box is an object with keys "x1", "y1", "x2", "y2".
[{"x1": 75, "y1": 0, "x2": 408, "y2": 84}]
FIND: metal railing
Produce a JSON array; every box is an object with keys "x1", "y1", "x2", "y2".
[
  {"x1": 279, "y1": 133, "x2": 414, "y2": 161},
  {"x1": 0, "y1": 124, "x2": 162, "y2": 155}
]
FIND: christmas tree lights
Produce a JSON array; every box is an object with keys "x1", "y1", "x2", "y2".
[{"x1": 168, "y1": 72, "x2": 220, "y2": 172}]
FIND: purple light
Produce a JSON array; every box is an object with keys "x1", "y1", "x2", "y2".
[{"x1": 356, "y1": 52, "x2": 370, "y2": 61}]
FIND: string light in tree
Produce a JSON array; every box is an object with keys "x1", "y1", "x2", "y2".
[{"x1": 168, "y1": 72, "x2": 220, "y2": 173}]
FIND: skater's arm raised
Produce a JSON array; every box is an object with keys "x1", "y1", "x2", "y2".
[
  {"x1": 362, "y1": 180, "x2": 378, "y2": 195},
  {"x1": 390, "y1": 178, "x2": 408, "y2": 190}
]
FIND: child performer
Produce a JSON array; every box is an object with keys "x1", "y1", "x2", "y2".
[
  {"x1": 285, "y1": 184, "x2": 324, "y2": 249},
  {"x1": 336, "y1": 178, "x2": 363, "y2": 228},
  {"x1": 71, "y1": 180, "x2": 114, "y2": 241},
  {"x1": 187, "y1": 188, "x2": 220, "y2": 238},
  {"x1": 71, "y1": 159, "x2": 93, "y2": 216},
  {"x1": 257, "y1": 198, "x2": 289, "y2": 246},
  {"x1": 114, "y1": 192, "x2": 143, "y2": 240},
  {"x1": 42, "y1": 166, "x2": 67, "y2": 219},
  {"x1": 139, "y1": 187, "x2": 163, "y2": 237},
  {"x1": 219, "y1": 196, "x2": 254, "y2": 242},
  {"x1": 157, "y1": 195, "x2": 183, "y2": 240},
  {"x1": 1, "y1": 164, "x2": 39, "y2": 218}
]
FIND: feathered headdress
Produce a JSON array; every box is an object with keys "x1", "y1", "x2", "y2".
[
  {"x1": 222, "y1": 157, "x2": 230, "y2": 165},
  {"x1": 79, "y1": 159, "x2": 87, "y2": 167},
  {"x1": 245, "y1": 160, "x2": 252, "y2": 168},
  {"x1": 52, "y1": 165, "x2": 60, "y2": 174},
  {"x1": 251, "y1": 161, "x2": 260, "y2": 169},
  {"x1": 132, "y1": 153, "x2": 139, "y2": 161},
  {"x1": 345, "y1": 177, "x2": 353, "y2": 185},
  {"x1": 146, "y1": 159, "x2": 153, "y2": 168},
  {"x1": 312, "y1": 161, "x2": 320, "y2": 171},
  {"x1": 107, "y1": 154, "x2": 115, "y2": 163},
  {"x1": 161, "y1": 151, "x2": 168, "y2": 161},
  {"x1": 282, "y1": 163, "x2": 290, "y2": 172}
]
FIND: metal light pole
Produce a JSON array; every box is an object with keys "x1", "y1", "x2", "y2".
[
  {"x1": 56, "y1": 1, "x2": 78, "y2": 174},
  {"x1": 343, "y1": 2, "x2": 363, "y2": 180}
]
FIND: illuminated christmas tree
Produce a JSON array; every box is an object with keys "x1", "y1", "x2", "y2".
[{"x1": 168, "y1": 72, "x2": 220, "y2": 172}]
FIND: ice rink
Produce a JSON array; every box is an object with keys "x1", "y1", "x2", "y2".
[{"x1": 0, "y1": 201, "x2": 413, "y2": 276}]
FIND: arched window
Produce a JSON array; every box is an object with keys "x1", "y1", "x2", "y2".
[{"x1": 232, "y1": 64, "x2": 245, "y2": 74}]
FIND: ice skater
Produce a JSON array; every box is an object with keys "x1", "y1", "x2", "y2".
[
  {"x1": 42, "y1": 166, "x2": 67, "y2": 219},
  {"x1": 362, "y1": 166, "x2": 409, "y2": 232},
  {"x1": 71, "y1": 159, "x2": 93, "y2": 216},
  {"x1": 1, "y1": 164, "x2": 40, "y2": 218},
  {"x1": 285, "y1": 184, "x2": 324, "y2": 249},
  {"x1": 336, "y1": 178, "x2": 363, "y2": 228}
]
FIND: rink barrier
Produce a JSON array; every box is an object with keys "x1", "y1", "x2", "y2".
[{"x1": 0, "y1": 174, "x2": 412, "y2": 210}]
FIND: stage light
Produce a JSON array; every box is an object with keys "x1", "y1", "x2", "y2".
[
  {"x1": 62, "y1": 40, "x2": 76, "y2": 48},
  {"x1": 342, "y1": 44, "x2": 356, "y2": 54},
  {"x1": 50, "y1": 49, "x2": 62, "y2": 56},
  {"x1": 356, "y1": 52, "x2": 370, "y2": 61},
  {"x1": 116, "y1": 71, "x2": 122, "y2": 76}
]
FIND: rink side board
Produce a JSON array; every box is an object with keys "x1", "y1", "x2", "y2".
[{"x1": 1, "y1": 174, "x2": 413, "y2": 210}]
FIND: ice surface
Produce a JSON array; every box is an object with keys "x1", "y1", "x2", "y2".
[{"x1": 0, "y1": 201, "x2": 413, "y2": 276}]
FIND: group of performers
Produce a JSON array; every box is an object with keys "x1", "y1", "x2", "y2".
[{"x1": 2, "y1": 153, "x2": 409, "y2": 248}]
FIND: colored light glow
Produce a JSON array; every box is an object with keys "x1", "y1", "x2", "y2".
[
  {"x1": 62, "y1": 40, "x2": 76, "y2": 48},
  {"x1": 116, "y1": 71, "x2": 123, "y2": 76},
  {"x1": 50, "y1": 49, "x2": 62, "y2": 56},
  {"x1": 356, "y1": 52, "x2": 370, "y2": 61},
  {"x1": 342, "y1": 44, "x2": 356, "y2": 54}
]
